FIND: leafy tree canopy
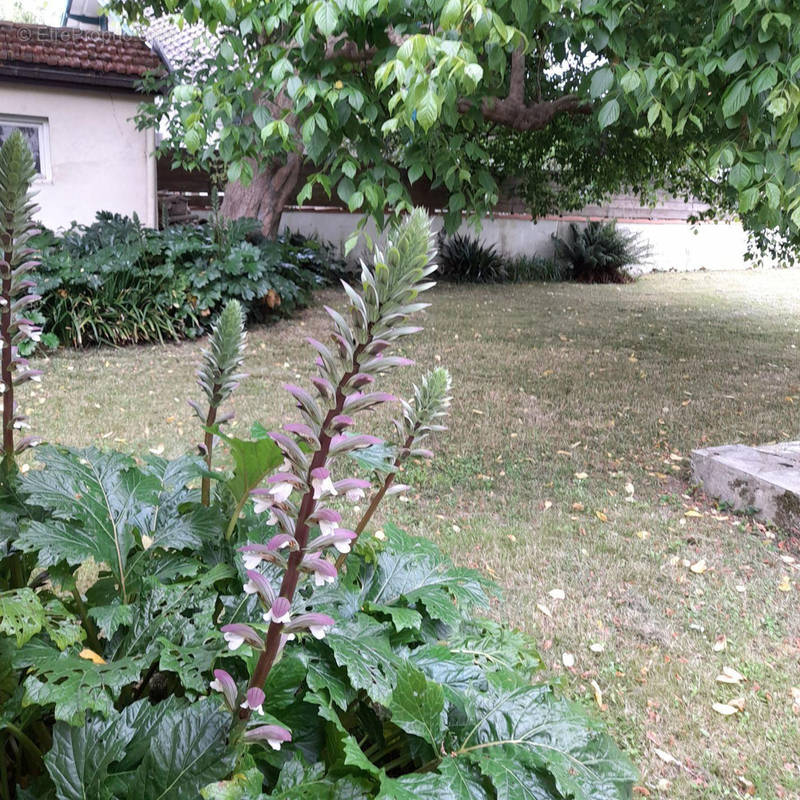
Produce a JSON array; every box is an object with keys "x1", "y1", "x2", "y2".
[{"x1": 119, "y1": 0, "x2": 800, "y2": 257}]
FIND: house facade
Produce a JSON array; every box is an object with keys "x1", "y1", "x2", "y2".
[{"x1": 0, "y1": 21, "x2": 163, "y2": 230}]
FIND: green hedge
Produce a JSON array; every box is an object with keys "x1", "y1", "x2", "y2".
[{"x1": 30, "y1": 212, "x2": 348, "y2": 348}]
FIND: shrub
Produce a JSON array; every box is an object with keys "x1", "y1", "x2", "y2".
[
  {"x1": 553, "y1": 221, "x2": 649, "y2": 284},
  {"x1": 437, "y1": 232, "x2": 508, "y2": 283},
  {"x1": 0, "y1": 187, "x2": 637, "y2": 798},
  {"x1": 505, "y1": 253, "x2": 569, "y2": 282},
  {"x1": 29, "y1": 214, "x2": 346, "y2": 348}
]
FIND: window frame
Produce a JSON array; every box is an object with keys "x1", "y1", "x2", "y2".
[{"x1": 0, "y1": 115, "x2": 52, "y2": 183}]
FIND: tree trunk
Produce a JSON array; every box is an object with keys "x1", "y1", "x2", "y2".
[{"x1": 219, "y1": 153, "x2": 302, "y2": 239}]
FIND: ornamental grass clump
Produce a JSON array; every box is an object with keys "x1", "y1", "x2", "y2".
[{"x1": 0, "y1": 130, "x2": 45, "y2": 468}]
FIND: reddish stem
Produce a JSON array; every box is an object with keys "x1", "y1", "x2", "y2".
[
  {"x1": 242, "y1": 339, "x2": 369, "y2": 713},
  {"x1": 334, "y1": 432, "x2": 415, "y2": 571}
]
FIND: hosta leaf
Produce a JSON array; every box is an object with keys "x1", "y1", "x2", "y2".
[
  {"x1": 377, "y1": 757, "x2": 489, "y2": 799},
  {"x1": 0, "y1": 588, "x2": 45, "y2": 646},
  {"x1": 17, "y1": 446, "x2": 162, "y2": 600},
  {"x1": 387, "y1": 663, "x2": 445, "y2": 748},
  {"x1": 45, "y1": 712, "x2": 133, "y2": 800},
  {"x1": 134, "y1": 699, "x2": 235, "y2": 800},
  {"x1": 325, "y1": 614, "x2": 401, "y2": 704}
]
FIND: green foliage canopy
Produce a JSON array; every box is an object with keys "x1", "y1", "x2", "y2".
[{"x1": 119, "y1": 0, "x2": 800, "y2": 256}]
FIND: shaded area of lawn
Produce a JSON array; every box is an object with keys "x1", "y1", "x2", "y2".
[{"x1": 29, "y1": 270, "x2": 800, "y2": 799}]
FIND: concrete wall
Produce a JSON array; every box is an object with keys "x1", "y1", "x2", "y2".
[
  {"x1": 0, "y1": 82, "x2": 156, "y2": 230},
  {"x1": 280, "y1": 209, "x2": 757, "y2": 273}
]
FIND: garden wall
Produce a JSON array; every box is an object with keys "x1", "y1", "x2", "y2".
[{"x1": 280, "y1": 209, "x2": 756, "y2": 273}]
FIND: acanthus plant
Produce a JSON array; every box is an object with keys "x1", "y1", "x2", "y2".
[
  {"x1": 0, "y1": 130, "x2": 44, "y2": 473},
  {"x1": 188, "y1": 298, "x2": 247, "y2": 506},
  {"x1": 209, "y1": 209, "x2": 437, "y2": 738}
]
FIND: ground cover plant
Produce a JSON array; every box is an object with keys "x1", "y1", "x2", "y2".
[
  {"x1": 29, "y1": 213, "x2": 345, "y2": 348},
  {"x1": 0, "y1": 136, "x2": 636, "y2": 799}
]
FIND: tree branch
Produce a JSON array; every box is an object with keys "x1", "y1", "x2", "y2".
[{"x1": 457, "y1": 93, "x2": 592, "y2": 131}]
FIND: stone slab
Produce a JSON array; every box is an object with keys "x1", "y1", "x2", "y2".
[{"x1": 690, "y1": 442, "x2": 800, "y2": 530}]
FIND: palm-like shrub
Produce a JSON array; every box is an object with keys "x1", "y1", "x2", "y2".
[
  {"x1": 554, "y1": 221, "x2": 649, "y2": 283},
  {"x1": 437, "y1": 233, "x2": 507, "y2": 283}
]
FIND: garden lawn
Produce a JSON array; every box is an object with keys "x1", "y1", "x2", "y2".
[{"x1": 29, "y1": 269, "x2": 800, "y2": 800}]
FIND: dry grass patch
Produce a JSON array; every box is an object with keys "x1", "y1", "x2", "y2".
[{"x1": 28, "y1": 269, "x2": 800, "y2": 799}]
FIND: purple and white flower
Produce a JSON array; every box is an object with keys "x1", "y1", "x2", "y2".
[
  {"x1": 221, "y1": 623, "x2": 262, "y2": 651},
  {"x1": 263, "y1": 596, "x2": 291, "y2": 624},
  {"x1": 240, "y1": 687, "x2": 265, "y2": 715},
  {"x1": 310, "y1": 467, "x2": 337, "y2": 499},
  {"x1": 209, "y1": 668, "x2": 238, "y2": 711},
  {"x1": 243, "y1": 570, "x2": 276, "y2": 605},
  {"x1": 284, "y1": 613, "x2": 336, "y2": 640},
  {"x1": 243, "y1": 724, "x2": 292, "y2": 750}
]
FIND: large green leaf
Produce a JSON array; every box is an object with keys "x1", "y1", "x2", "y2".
[
  {"x1": 474, "y1": 751, "x2": 558, "y2": 800},
  {"x1": 364, "y1": 524, "x2": 490, "y2": 626},
  {"x1": 217, "y1": 429, "x2": 283, "y2": 504},
  {"x1": 15, "y1": 640, "x2": 142, "y2": 725},
  {"x1": 0, "y1": 588, "x2": 45, "y2": 646},
  {"x1": 45, "y1": 713, "x2": 133, "y2": 800},
  {"x1": 456, "y1": 678, "x2": 637, "y2": 800},
  {"x1": 133, "y1": 699, "x2": 235, "y2": 800},
  {"x1": 324, "y1": 614, "x2": 403, "y2": 705},
  {"x1": 377, "y1": 758, "x2": 489, "y2": 799},
  {"x1": 386, "y1": 663, "x2": 445, "y2": 748}
]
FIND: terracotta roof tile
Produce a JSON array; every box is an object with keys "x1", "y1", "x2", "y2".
[{"x1": 0, "y1": 21, "x2": 163, "y2": 80}]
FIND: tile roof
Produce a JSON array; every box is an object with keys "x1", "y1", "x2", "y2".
[
  {"x1": 0, "y1": 21, "x2": 163, "y2": 83},
  {"x1": 143, "y1": 15, "x2": 215, "y2": 75}
]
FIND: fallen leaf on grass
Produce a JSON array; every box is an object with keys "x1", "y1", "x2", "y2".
[
  {"x1": 716, "y1": 666, "x2": 745, "y2": 684},
  {"x1": 635, "y1": 530, "x2": 650, "y2": 540},
  {"x1": 684, "y1": 509, "x2": 703, "y2": 518},
  {"x1": 712, "y1": 702, "x2": 739, "y2": 716},
  {"x1": 713, "y1": 635, "x2": 727, "y2": 652},
  {"x1": 595, "y1": 511, "x2": 608, "y2": 522},
  {"x1": 590, "y1": 679, "x2": 605, "y2": 709},
  {"x1": 562, "y1": 652, "x2": 575, "y2": 668},
  {"x1": 536, "y1": 603, "x2": 552, "y2": 618},
  {"x1": 690, "y1": 559, "x2": 708, "y2": 574},
  {"x1": 574, "y1": 472, "x2": 588, "y2": 480},
  {"x1": 548, "y1": 589, "x2": 565, "y2": 600},
  {"x1": 654, "y1": 748, "x2": 680, "y2": 765},
  {"x1": 778, "y1": 575, "x2": 793, "y2": 592},
  {"x1": 149, "y1": 443, "x2": 165, "y2": 455},
  {"x1": 590, "y1": 642, "x2": 605, "y2": 653}
]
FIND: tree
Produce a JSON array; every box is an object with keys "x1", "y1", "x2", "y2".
[{"x1": 122, "y1": 0, "x2": 800, "y2": 258}]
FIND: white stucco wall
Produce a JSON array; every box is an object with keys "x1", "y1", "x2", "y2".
[
  {"x1": 280, "y1": 210, "x2": 759, "y2": 273},
  {"x1": 0, "y1": 82, "x2": 156, "y2": 230}
]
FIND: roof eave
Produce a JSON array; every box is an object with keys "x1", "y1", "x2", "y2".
[{"x1": 0, "y1": 62, "x2": 160, "y2": 92}]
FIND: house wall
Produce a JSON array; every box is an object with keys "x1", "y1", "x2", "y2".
[
  {"x1": 0, "y1": 82, "x2": 156, "y2": 230},
  {"x1": 279, "y1": 209, "x2": 758, "y2": 272}
]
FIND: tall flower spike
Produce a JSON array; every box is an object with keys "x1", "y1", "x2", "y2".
[
  {"x1": 0, "y1": 130, "x2": 45, "y2": 466},
  {"x1": 190, "y1": 299, "x2": 247, "y2": 505},
  {"x1": 336, "y1": 368, "x2": 453, "y2": 570},
  {"x1": 235, "y1": 210, "x2": 437, "y2": 718}
]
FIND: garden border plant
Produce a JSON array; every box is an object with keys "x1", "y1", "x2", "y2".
[{"x1": 0, "y1": 135, "x2": 637, "y2": 799}]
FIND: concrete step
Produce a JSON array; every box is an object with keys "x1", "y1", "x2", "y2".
[{"x1": 690, "y1": 443, "x2": 800, "y2": 530}]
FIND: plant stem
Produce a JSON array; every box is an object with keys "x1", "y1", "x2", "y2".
[
  {"x1": 71, "y1": 587, "x2": 101, "y2": 652},
  {"x1": 1, "y1": 234, "x2": 15, "y2": 462},
  {"x1": 201, "y1": 398, "x2": 219, "y2": 507},
  {"x1": 4, "y1": 723, "x2": 43, "y2": 770},
  {"x1": 0, "y1": 732, "x2": 9, "y2": 800},
  {"x1": 243, "y1": 338, "x2": 369, "y2": 714},
  {"x1": 335, "y1": 433, "x2": 415, "y2": 571}
]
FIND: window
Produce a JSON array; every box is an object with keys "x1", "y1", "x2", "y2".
[{"x1": 0, "y1": 116, "x2": 51, "y2": 181}]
